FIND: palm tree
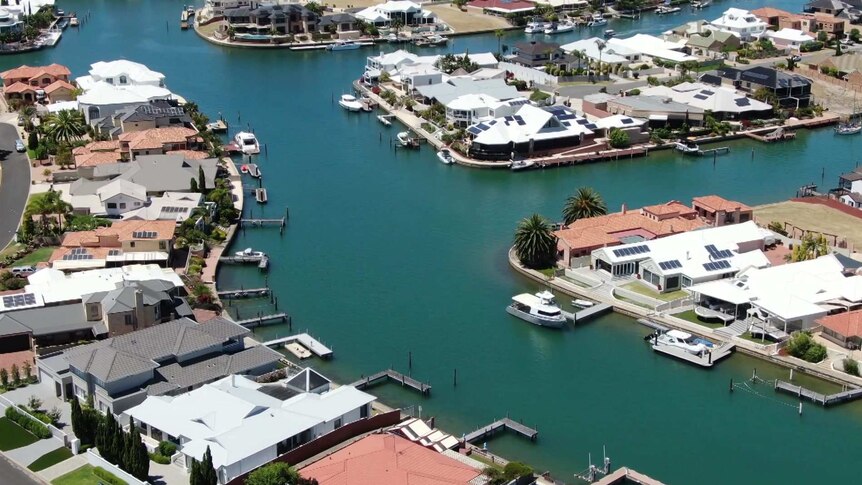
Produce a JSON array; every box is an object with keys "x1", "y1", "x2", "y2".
[
  {"x1": 790, "y1": 234, "x2": 829, "y2": 262},
  {"x1": 494, "y1": 29, "x2": 504, "y2": 56},
  {"x1": 43, "y1": 109, "x2": 86, "y2": 145},
  {"x1": 562, "y1": 187, "x2": 607, "y2": 225},
  {"x1": 594, "y1": 39, "x2": 606, "y2": 78},
  {"x1": 513, "y1": 214, "x2": 558, "y2": 270}
]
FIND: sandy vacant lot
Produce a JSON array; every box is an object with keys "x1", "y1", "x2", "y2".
[
  {"x1": 425, "y1": 5, "x2": 511, "y2": 34},
  {"x1": 319, "y1": 0, "x2": 383, "y2": 9},
  {"x1": 754, "y1": 201, "x2": 862, "y2": 249}
]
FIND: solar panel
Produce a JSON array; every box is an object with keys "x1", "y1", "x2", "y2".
[
  {"x1": 700, "y1": 90, "x2": 714, "y2": 95},
  {"x1": 621, "y1": 118, "x2": 633, "y2": 124},
  {"x1": 576, "y1": 119, "x2": 589, "y2": 125},
  {"x1": 693, "y1": 94, "x2": 708, "y2": 100},
  {"x1": 659, "y1": 259, "x2": 681, "y2": 271},
  {"x1": 703, "y1": 260, "x2": 731, "y2": 271},
  {"x1": 585, "y1": 123, "x2": 598, "y2": 130},
  {"x1": 735, "y1": 98, "x2": 751, "y2": 106},
  {"x1": 467, "y1": 126, "x2": 482, "y2": 135},
  {"x1": 3, "y1": 293, "x2": 36, "y2": 308}
]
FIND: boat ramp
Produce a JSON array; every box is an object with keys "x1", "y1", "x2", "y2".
[
  {"x1": 350, "y1": 369, "x2": 431, "y2": 395},
  {"x1": 262, "y1": 333, "x2": 333, "y2": 359},
  {"x1": 464, "y1": 417, "x2": 538, "y2": 443},
  {"x1": 774, "y1": 380, "x2": 862, "y2": 406}
]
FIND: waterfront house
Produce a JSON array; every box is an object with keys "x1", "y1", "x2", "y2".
[
  {"x1": 685, "y1": 30, "x2": 741, "y2": 56},
  {"x1": 817, "y1": 310, "x2": 862, "y2": 348},
  {"x1": 415, "y1": 77, "x2": 519, "y2": 106},
  {"x1": 692, "y1": 195, "x2": 753, "y2": 226},
  {"x1": 710, "y1": 66, "x2": 812, "y2": 108},
  {"x1": 224, "y1": 3, "x2": 320, "y2": 35},
  {"x1": 203, "y1": 0, "x2": 260, "y2": 18},
  {"x1": 639, "y1": 82, "x2": 774, "y2": 121},
  {"x1": 72, "y1": 154, "x2": 218, "y2": 199},
  {"x1": 590, "y1": 221, "x2": 772, "y2": 290},
  {"x1": 0, "y1": 7, "x2": 23, "y2": 34},
  {"x1": 1, "y1": 63, "x2": 73, "y2": 104},
  {"x1": 124, "y1": 373, "x2": 376, "y2": 484},
  {"x1": 300, "y1": 434, "x2": 484, "y2": 485},
  {"x1": 688, "y1": 254, "x2": 862, "y2": 333},
  {"x1": 765, "y1": 28, "x2": 816, "y2": 51},
  {"x1": 122, "y1": 192, "x2": 204, "y2": 223},
  {"x1": 605, "y1": 34, "x2": 696, "y2": 64},
  {"x1": 92, "y1": 99, "x2": 193, "y2": 139},
  {"x1": 555, "y1": 200, "x2": 704, "y2": 266},
  {"x1": 37, "y1": 317, "x2": 280, "y2": 414},
  {"x1": 76, "y1": 60, "x2": 175, "y2": 123},
  {"x1": 118, "y1": 126, "x2": 202, "y2": 160},
  {"x1": 803, "y1": 0, "x2": 862, "y2": 23},
  {"x1": 561, "y1": 38, "x2": 640, "y2": 67},
  {"x1": 710, "y1": 8, "x2": 769, "y2": 41},
  {"x1": 835, "y1": 167, "x2": 862, "y2": 208},
  {"x1": 50, "y1": 220, "x2": 177, "y2": 270},
  {"x1": 468, "y1": 0, "x2": 536, "y2": 16},
  {"x1": 446, "y1": 95, "x2": 530, "y2": 127},
  {"x1": 467, "y1": 104, "x2": 594, "y2": 160},
  {"x1": 355, "y1": 1, "x2": 437, "y2": 28},
  {"x1": 77, "y1": 60, "x2": 166, "y2": 90},
  {"x1": 510, "y1": 40, "x2": 572, "y2": 69},
  {"x1": 393, "y1": 63, "x2": 443, "y2": 92},
  {"x1": 0, "y1": 265, "x2": 187, "y2": 351},
  {"x1": 95, "y1": 179, "x2": 148, "y2": 217},
  {"x1": 318, "y1": 12, "x2": 358, "y2": 34},
  {"x1": 585, "y1": 93, "x2": 705, "y2": 128}
]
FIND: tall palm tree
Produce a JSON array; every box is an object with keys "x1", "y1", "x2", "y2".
[
  {"x1": 594, "y1": 39, "x2": 606, "y2": 78},
  {"x1": 494, "y1": 29, "x2": 504, "y2": 57},
  {"x1": 562, "y1": 187, "x2": 607, "y2": 225},
  {"x1": 43, "y1": 109, "x2": 86, "y2": 145},
  {"x1": 514, "y1": 214, "x2": 558, "y2": 270}
]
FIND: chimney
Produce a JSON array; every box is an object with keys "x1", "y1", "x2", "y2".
[
  {"x1": 686, "y1": 250, "x2": 690, "y2": 260},
  {"x1": 231, "y1": 374, "x2": 235, "y2": 387},
  {"x1": 134, "y1": 289, "x2": 145, "y2": 329}
]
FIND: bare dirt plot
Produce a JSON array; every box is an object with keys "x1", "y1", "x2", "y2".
[
  {"x1": 320, "y1": 0, "x2": 382, "y2": 9},
  {"x1": 425, "y1": 5, "x2": 511, "y2": 34},
  {"x1": 811, "y1": 80, "x2": 859, "y2": 116},
  {"x1": 754, "y1": 201, "x2": 862, "y2": 249}
]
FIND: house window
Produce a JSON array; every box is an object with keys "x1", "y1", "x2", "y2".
[
  {"x1": 119, "y1": 75, "x2": 127, "y2": 84},
  {"x1": 334, "y1": 418, "x2": 342, "y2": 429},
  {"x1": 125, "y1": 314, "x2": 133, "y2": 325},
  {"x1": 119, "y1": 202, "x2": 126, "y2": 209},
  {"x1": 106, "y1": 78, "x2": 113, "y2": 84},
  {"x1": 159, "y1": 241, "x2": 167, "y2": 250},
  {"x1": 130, "y1": 241, "x2": 136, "y2": 248},
  {"x1": 107, "y1": 202, "x2": 117, "y2": 209},
  {"x1": 134, "y1": 202, "x2": 141, "y2": 207}
]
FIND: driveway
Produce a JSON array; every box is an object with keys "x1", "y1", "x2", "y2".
[
  {"x1": 5, "y1": 438, "x2": 62, "y2": 467},
  {"x1": 0, "y1": 454, "x2": 40, "y2": 485},
  {"x1": 4, "y1": 380, "x2": 73, "y2": 433},
  {"x1": 0, "y1": 122, "x2": 30, "y2": 249}
]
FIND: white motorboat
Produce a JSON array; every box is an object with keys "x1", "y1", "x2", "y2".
[
  {"x1": 654, "y1": 329, "x2": 709, "y2": 354},
  {"x1": 544, "y1": 21, "x2": 575, "y2": 34},
  {"x1": 587, "y1": 14, "x2": 607, "y2": 27},
  {"x1": 437, "y1": 149, "x2": 454, "y2": 165},
  {"x1": 510, "y1": 160, "x2": 535, "y2": 171},
  {"x1": 691, "y1": 0, "x2": 711, "y2": 8},
  {"x1": 835, "y1": 122, "x2": 862, "y2": 135},
  {"x1": 235, "y1": 247, "x2": 266, "y2": 259},
  {"x1": 524, "y1": 20, "x2": 549, "y2": 34},
  {"x1": 572, "y1": 299, "x2": 594, "y2": 308},
  {"x1": 234, "y1": 131, "x2": 260, "y2": 155},
  {"x1": 604, "y1": 29, "x2": 615, "y2": 38},
  {"x1": 397, "y1": 131, "x2": 420, "y2": 148},
  {"x1": 507, "y1": 291, "x2": 567, "y2": 329},
  {"x1": 656, "y1": 5, "x2": 682, "y2": 14},
  {"x1": 339, "y1": 94, "x2": 363, "y2": 112},
  {"x1": 327, "y1": 39, "x2": 360, "y2": 51},
  {"x1": 386, "y1": 33, "x2": 399, "y2": 42},
  {"x1": 674, "y1": 140, "x2": 699, "y2": 154},
  {"x1": 414, "y1": 34, "x2": 448, "y2": 46},
  {"x1": 377, "y1": 114, "x2": 393, "y2": 126}
]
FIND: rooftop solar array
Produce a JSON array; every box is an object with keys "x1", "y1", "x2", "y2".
[
  {"x1": 612, "y1": 244, "x2": 650, "y2": 257},
  {"x1": 658, "y1": 260, "x2": 682, "y2": 271},
  {"x1": 693, "y1": 94, "x2": 709, "y2": 100},
  {"x1": 503, "y1": 115, "x2": 526, "y2": 126},
  {"x1": 703, "y1": 260, "x2": 732, "y2": 272},
  {"x1": 467, "y1": 120, "x2": 497, "y2": 136},
  {"x1": 63, "y1": 247, "x2": 93, "y2": 261},
  {"x1": 132, "y1": 231, "x2": 157, "y2": 239},
  {"x1": 735, "y1": 98, "x2": 751, "y2": 106},
  {"x1": 161, "y1": 206, "x2": 189, "y2": 214},
  {"x1": 620, "y1": 118, "x2": 634, "y2": 125},
  {"x1": 705, "y1": 244, "x2": 733, "y2": 259},
  {"x1": 2, "y1": 293, "x2": 36, "y2": 308},
  {"x1": 700, "y1": 90, "x2": 714, "y2": 95}
]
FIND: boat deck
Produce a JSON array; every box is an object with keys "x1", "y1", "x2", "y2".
[{"x1": 651, "y1": 337, "x2": 735, "y2": 368}]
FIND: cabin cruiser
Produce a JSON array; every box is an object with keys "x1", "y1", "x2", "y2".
[
  {"x1": 587, "y1": 14, "x2": 607, "y2": 26},
  {"x1": 656, "y1": 5, "x2": 682, "y2": 14},
  {"x1": 328, "y1": 39, "x2": 360, "y2": 51},
  {"x1": 691, "y1": 0, "x2": 711, "y2": 8},
  {"x1": 234, "y1": 131, "x2": 260, "y2": 155},
  {"x1": 397, "y1": 131, "x2": 420, "y2": 148},
  {"x1": 437, "y1": 149, "x2": 454, "y2": 165},
  {"x1": 235, "y1": 247, "x2": 266, "y2": 258},
  {"x1": 651, "y1": 329, "x2": 712, "y2": 356},
  {"x1": 524, "y1": 20, "x2": 549, "y2": 34},
  {"x1": 507, "y1": 291, "x2": 567, "y2": 328},
  {"x1": 510, "y1": 160, "x2": 536, "y2": 171},
  {"x1": 835, "y1": 122, "x2": 862, "y2": 135},
  {"x1": 338, "y1": 94, "x2": 363, "y2": 112},
  {"x1": 414, "y1": 34, "x2": 448, "y2": 46},
  {"x1": 604, "y1": 29, "x2": 615, "y2": 38},
  {"x1": 544, "y1": 21, "x2": 575, "y2": 34},
  {"x1": 674, "y1": 140, "x2": 699, "y2": 154}
]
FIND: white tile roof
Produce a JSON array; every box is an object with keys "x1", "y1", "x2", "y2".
[
  {"x1": 639, "y1": 82, "x2": 773, "y2": 114},
  {"x1": 561, "y1": 37, "x2": 633, "y2": 64},
  {"x1": 766, "y1": 28, "x2": 815, "y2": 43},
  {"x1": 96, "y1": 179, "x2": 147, "y2": 203},
  {"x1": 25, "y1": 264, "x2": 183, "y2": 305},
  {"x1": 471, "y1": 104, "x2": 592, "y2": 146},
  {"x1": 608, "y1": 34, "x2": 697, "y2": 63}
]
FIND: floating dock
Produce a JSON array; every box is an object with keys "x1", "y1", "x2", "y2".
[
  {"x1": 350, "y1": 369, "x2": 431, "y2": 395},
  {"x1": 206, "y1": 119, "x2": 228, "y2": 132},
  {"x1": 236, "y1": 312, "x2": 288, "y2": 328},
  {"x1": 285, "y1": 342, "x2": 312, "y2": 359},
  {"x1": 216, "y1": 287, "x2": 271, "y2": 299},
  {"x1": 697, "y1": 146, "x2": 730, "y2": 156},
  {"x1": 464, "y1": 417, "x2": 538, "y2": 443},
  {"x1": 571, "y1": 302, "x2": 613, "y2": 323},
  {"x1": 255, "y1": 188, "x2": 268, "y2": 204},
  {"x1": 774, "y1": 380, "x2": 862, "y2": 406},
  {"x1": 745, "y1": 128, "x2": 796, "y2": 143},
  {"x1": 262, "y1": 333, "x2": 333, "y2": 359}
]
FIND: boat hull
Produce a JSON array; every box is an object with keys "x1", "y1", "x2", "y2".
[
  {"x1": 506, "y1": 306, "x2": 566, "y2": 328},
  {"x1": 339, "y1": 101, "x2": 362, "y2": 112}
]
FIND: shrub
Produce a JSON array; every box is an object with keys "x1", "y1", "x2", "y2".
[
  {"x1": 800, "y1": 41, "x2": 823, "y2": 52},
  {"x1": 93, "y1": 467, "x2": 126, "y2": 485},
  {"x1": 159, "y1": 441, "x2": 177, "y2": 457},
  {"x1": 608, "y1": 128, "x2": 630, "y2": 148},
  {"x1": 647, "y1": 76, "x2": 659, "y2": 86},
  {"x1": 626, "y1": 88, "x2": 641, "y2": 96},
  {"x1": 149, "y1": 452, "x2": 171, "y2": 464},
  {"x1": 27, "y1": 131, "x2": 38, "y2": 150},
  {"x1": 843, "y1": 358, "x2": 860, "y2": 376},
  {"x1": 5, "y1": 407, "x2": 52, "y2": 439},
  {"x1": 785, "y1": 331, "x2": 828, "y2": 363}
]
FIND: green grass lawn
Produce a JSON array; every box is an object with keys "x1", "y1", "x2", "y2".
[
  {"x1": 52, "y1": 465, "x2": 100, "y2": 485},
  {"x1": 12, "y1": 246, "x2": 57, "y2": 266},
  {"x1": 673, "y1": 310, "x2": 725, "y2": 329},
  {"x1": 538, "y1": 268, "x2": 556, "y2": 278},
  {"x1": 614, "y1": 294, "x2": 654, "y2": 309},
  {"x1": 621, "y1": 282, "x2": 688, "y2": 302},
  {"x1": 0, "y1": 417, "x2": 39, "y2": 451},
  {"x1": 28, "y1": 447, "x2": 73, "y2": 471}
]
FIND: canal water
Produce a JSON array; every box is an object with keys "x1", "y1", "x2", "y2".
[{"x1": 9, "y1": 1, "x2": 862, "y2": 483}]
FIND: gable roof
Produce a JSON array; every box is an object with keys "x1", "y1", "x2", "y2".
[
  {"x1": 119, "y1": 126, "x2": 199, "y2": 150},
  {"x1": 515, "y1": 40, "x2": 561, "y2": 55},
  {"x1": 61, "y1": 220, "x2": 176, "y2": 246},
  {"x1": 96, "y1": 179, "x2": 147, "y2": 203},
  {"x1": 1, "y1": 64, "x2": 71, "y2": 81}
]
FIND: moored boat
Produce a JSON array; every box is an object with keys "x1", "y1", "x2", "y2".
[
  {"x1": 234, "y1": 131, "x2": 260, "y2": 155},
  {"x1": 437, "y1": 149, "x2": 454, "y2": 165},
  {"x1": 506, "y1": 291, "x2": 567, "y2": 329},
  {"x1": 572, "y1": 299, "x2": 594, "y2": 308},
  {"x1": 674, "y1": 140, "x2": 699, "y2": 154},
  {"x1": 648, "y1": 329, "x2": 731, "y2": 367},
  {"x1": 235, "y1": 247, "x2": 266, "y2": 259},
  {"x1": 510, "y1": 160, "x2": 535, "y2": 171},
  {"x1": 691, "y1": 0, "x2": 711, "y2": 8},
  {"x1": 338, "y1": 94, "x2": 363, "y2": 112},
  {"x1": 587, "y1": 14, "x2": 607, "y2": 26},
  {"x1": 69, "y1": 16, "x2": 78, "y2": 26},
  {"x1": 524, "y1": 19, "x2": 549, "y2": 34},
  {"x1": 835, "y1": 122, "x2": 862, "y2": 135},
  {"x1": 414, "y1": 34, "x2": 448, "y2": 46},
  {"x1": 544, "y1": 21, "x2": 575, "y2": 34},
  {"x1": 604, "y1": 29, "x2": 615, "y2": 38},
  {"x1": 397, "y1": 131, "x2": 420, "y2": 148},
  {"x1": 327, "y1": 39, "x2": 360, "y2": 51}
]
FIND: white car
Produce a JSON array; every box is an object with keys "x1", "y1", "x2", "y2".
[{"x1": 14, "y1": 139, "x2": 25, "y2": 152}]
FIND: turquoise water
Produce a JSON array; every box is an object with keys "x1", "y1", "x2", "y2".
[{"x1": 9, "y1": 1, "x2": 862, "y2": 483}]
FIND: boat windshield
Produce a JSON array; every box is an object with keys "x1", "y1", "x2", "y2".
[{"x1": 537, "y1": 309, "x2": 561, "y2": 317}]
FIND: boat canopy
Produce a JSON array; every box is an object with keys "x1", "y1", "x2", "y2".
[{"x1": 666, "y1": 329, "x2": 692, "y2": 340}]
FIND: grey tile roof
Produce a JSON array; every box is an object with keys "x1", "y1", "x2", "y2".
[
  {"x1": 0, "y1": 304, "x2": 94, "y2": 337},
  {"x1": 612, "y1": 95, "x2": 705, "y2": 114},
  {"x1": 194, "y1": 316, "x2": 249, "y2": 341},
  {"x1": 98, "y1": 284, "x2": 170, "y2": 315},
  {"x1": 0, "y1": 313, "x2": 31, "y2": 336},
  {"x1": 118, "y1": 155, "x2": 218, "y2": 193},
  {"x1": 148, "y1": 345, "x2": 280, "y2": 395}
]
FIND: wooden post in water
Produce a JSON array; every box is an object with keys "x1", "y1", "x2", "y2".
[
  {"x1": 274, "y1": 296, "x2": 278, "y2": 311},
  {"x1": 408, "y1": 351, "x2": 412, "y2": 373},
  {"x1": 729, "y1": 378, "x2": 733, "y2": 393},
  {"x1": 453, "y1": 368, "x2": 457, "y2": 387}
]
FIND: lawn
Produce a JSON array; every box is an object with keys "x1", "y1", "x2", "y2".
[
  {"x1": 0, "y1": 417, "x2": 39, "y2": 451},
  {"x1": 29, "y1": 446, "x2": 74, "y2": 472},
  {"x1": 0, "y1": 242, "x2": 24, "y2": 259},
  {"x1": 12, "y1": 246, "x2": 57, "y2": 266},
  {"x1": 52, "y1": 465, "x2": 100, "y2": 485},
  {"x1": 621, "y1": 282, "x2": 688, "y2": 302},
  {"x1": 614, "y1": 294, "x2": 654, "y2": 309},
  {"x1": 673, "y1": 310, "x2": 725, "y2": 329}
]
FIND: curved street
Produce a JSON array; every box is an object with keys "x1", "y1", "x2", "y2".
[{"x1": 0, "y1": 121, "x2": 30, "y2": 251}]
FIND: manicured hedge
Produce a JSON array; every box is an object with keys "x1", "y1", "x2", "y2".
[
  {"x1": 4, "y1": 407, "x2": 51, "y2": 439},
  {"x1": 93, "y1": 466, "x2": 126, "y2": 485}
]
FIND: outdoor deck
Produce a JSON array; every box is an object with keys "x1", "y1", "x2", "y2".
[
  {"x1": 235, "y1": 312, "x2": 288, "y2": 328},
  {"x1": 774, "y1": 380, "x2": 862, "y2": 406},
  {"x1": 572, "y1": 303, "x2": 613, "y2": 323},
  {"x1": 350, "y1": 369, "x2": 431, "y2": 395},
  {"x1": 261, "y1": 333, "x2": 333, "y2": 359},
  {"x1": 464, "y1": 417, "x2": 538, "y2": 443}
]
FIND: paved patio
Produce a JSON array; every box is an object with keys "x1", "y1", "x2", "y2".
[
  {"x1": 3, "y1": 380, "x2": 73, "y2": 433},
  {"x1": 149, "y1": 459, "x2": 189, "y2": 485},
  {"x1": 5, "y1": 438, "x2": 62, "y2": 467}
]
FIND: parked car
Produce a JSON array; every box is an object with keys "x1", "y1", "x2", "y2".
[
  {"x1": 10, "y1": 266, "x2": 36, "y2": 276},
  {"x1": 790, "y1": 55, "x2": 802, "y2": 62},
  {"x1": 14, "y1": 139, "x2": 25, "y2": 152}
]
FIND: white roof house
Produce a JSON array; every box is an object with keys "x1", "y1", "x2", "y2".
[
  {"x1": 591, "y1": 221, "x2": 773, "y2": 287},
  {"x1": 24, "y1": 264, "x2": 184, "y2": 306},
  {"x1": 689, "y1": 255, "x2": 862, "y2": 332},
  {"x1": 765, "y1": 28, "x2": 815, "y2": 50},
  {"x1": 96, "y1": 179, "x2": 147, "y2": 205},
  {"x1": 593, "y1": 114, "x2": 647, "y2": 131},
  {"x1": 561, "y1": 38, "x2": 640, "y2": 66},
  {"x1": 76, "y1": 60, "x2": 174, "y2": 123},
  {"x1": 639, "y1": 82, "x2": 773, "y2": 117},
  {"x1": 470, "y1": 104, "x2": 594, "y2": 147},
  {"x1": 607, "y1": 34, "x2": 696, "y2": 63},
  {"x1": 355, "y1": 1, "x2": 434, "y2": 26},
  {"x1": 77, "y1": 60, "x2": 166, "y2": 90},
  {"x1": 365, "y1": 50, "x2": 496, "y2": 76},
  {"x1": 124, "y1": 374, "x2": 376, "y2": 485},
  {"x1": 122, "y1": 192, "x2": 203, "y2": 222},
  {"x1": 710, "y1": 8, "x2": 768, "y2": 41}
]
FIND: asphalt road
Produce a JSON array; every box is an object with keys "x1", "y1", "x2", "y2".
[
  {"x1": 0, "y1": 122, "x2": 30, "y2": 250},
  {"x1": 0, "y1": 454, "x2": 41, "y2": 485}
]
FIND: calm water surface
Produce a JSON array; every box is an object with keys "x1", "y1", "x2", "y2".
[{"x1": 9, "y1": 1, "x2": 862, "y2": 482}]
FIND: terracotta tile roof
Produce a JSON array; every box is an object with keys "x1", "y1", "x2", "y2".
[
  {"x1": 642, "y1": 201, "x2": 697, "y2": 217},
  {"x1": 818, "y1": 311, "x2": 862, "y2": 338},
  {"x1": 1, "y1": 64, "x2": 71, "y2": 81},
  {"x1": 43, "y1": 79, "x2": 76, "y2": 94},
  {"x1": 119, "y1": 127, "x2": 199, "y2": 151},
  {"x1": 61, "y1": 220, "x2": 176, "y2": 247},
  {"x1": 4, "y1": 82, "x2": 36, "y2": 94},
  {"x1": 692, "y1": 195, "x2": 752, "y2": 213},
  {"x1": 76, "y1": 140, "x2": 121, "y2": 154},
  {"x1": 49, "y1": 246, "x2": 116, "y2": 263},
  {"x1": 752, "y1": 7, "x2": 793, "y2": 18},
  {"x1": 165, "y1": 149, "x2": 209, "y2": 160},
  {"x1": 555, "y1": 207, "x2": 705, "y2": 252},
  {"x1": 75, "y1": 151, "x2": 124, "y2": 167},
  {"x1": 300, "y1": 434, "x2": 481, "y2": 485}
]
